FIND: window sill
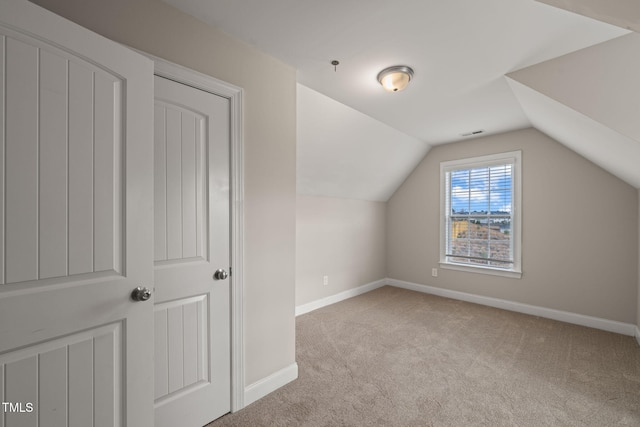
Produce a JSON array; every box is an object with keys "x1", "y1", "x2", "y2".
[{"x1": 439, "y1": 262, "x2": 522, "y2": 279}]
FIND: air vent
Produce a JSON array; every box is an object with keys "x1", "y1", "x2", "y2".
[{"x1": 461, "y1": 130, "x2": 484, "y2": 137}]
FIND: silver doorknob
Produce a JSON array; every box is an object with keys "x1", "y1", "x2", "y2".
[
  {"x1": 214, "y1": 269, "x2": 228, "y2": 280},
  {"x1": 131, "y1": 286, "x2": 152, "y2": 302}
]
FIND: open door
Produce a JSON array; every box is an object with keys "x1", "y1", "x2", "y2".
[{"x1": 0, "y1": 1, "x2": 154, "y2": 426}]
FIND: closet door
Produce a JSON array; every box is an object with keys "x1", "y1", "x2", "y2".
[
  {"x1": 0, "y1": 1, "x2": 154, "y2": 426},
  {"x1": 153, "y1": 75, "x2": 231, "y2": 426}
]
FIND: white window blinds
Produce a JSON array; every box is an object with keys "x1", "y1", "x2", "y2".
[{"x1": 440, "y1": 151, "x2": 521, "y2": 276}]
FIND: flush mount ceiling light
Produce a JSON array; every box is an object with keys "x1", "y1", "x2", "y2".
[{"x1": 377, "y1": 65, "x2": 414, "y2": 92}]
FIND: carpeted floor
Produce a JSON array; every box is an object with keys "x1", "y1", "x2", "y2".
[{"x1": 209, "y1": 286, "x2": 640, "y2": 426}]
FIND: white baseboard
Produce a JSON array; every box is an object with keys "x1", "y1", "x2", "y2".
[
  {"x1": 295, "y1": 279, "x2": 387, "y2": 316},
  {"x1": 244, "y1": 362, "x2": 298, "y2": 407},
  {"x1": 635, "y1": 326, "x2": 640, "y2": 346},
  {"x1": 387, "y1": 278, "x2": 637, "y2": 337}
]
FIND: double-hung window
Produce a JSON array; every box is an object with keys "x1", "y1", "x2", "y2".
[{"x1": 440, "y1": 151, "x2": 522, "y2": 278}]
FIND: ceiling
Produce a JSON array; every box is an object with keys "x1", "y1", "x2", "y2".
[
  {"x1": 162, "y1": 0, "x2": 635, "y2": 200},
  {"x1": 507, "y1": 31, "x2": 640, "y2": 188},
  {"x1": 297, "y1": 84, "x2": 430, "y2": 201}
]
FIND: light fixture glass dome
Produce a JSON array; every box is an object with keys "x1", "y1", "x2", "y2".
[{"x1": 377, "y1": 66, "x2": 414, "y2": 92}]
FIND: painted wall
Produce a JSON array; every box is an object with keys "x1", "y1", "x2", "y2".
[
  {"x1": 296, "y1": 195, "x2": 386, "y2": 306},
  {"x1": 30, "y1": 0, "x2": 297, "y2": 386},
  {"x1": 387, "y1": 128, "x2": 638, "y2": 324},
  {"x1": 638, "y1": 190, "x2": 640, "y2": 333}
]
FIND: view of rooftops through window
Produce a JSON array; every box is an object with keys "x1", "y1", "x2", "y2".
[{"x1": 447, "y1": 164, "x2": 513, "y2": 269}]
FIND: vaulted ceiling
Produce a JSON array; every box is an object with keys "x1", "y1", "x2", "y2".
[{"x1": 163, "y1": 0, "x2": 639, "y2": 200}]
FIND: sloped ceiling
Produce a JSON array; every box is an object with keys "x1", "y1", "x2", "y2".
[
  {"x1": 508, "y1": 33, "x2": 640, "y2": 142},
  {"x1": 297, "y1": 85, "x2": 430, "y2": 201},
  {"x1": 163, "y1": 0, "x2": 639, "y2": 198},
  {"x1": 508, "y1": 78, "x2": 640, "y2": 188},
  {"x1": 508, "y1": 32, "x2": 640, "y2": 187},
  {"x1": 536, "y1": 0, "x2": 640, "y2": 32}
]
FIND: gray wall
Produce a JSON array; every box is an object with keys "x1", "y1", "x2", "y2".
[
  {"x1": 296, "y1": 195, "x2": 386, "y2": 306},
  {"x1": 31, "y1": 0, "x2": 297, "y2": 385},
  {"x1": 387, "y1": 128, "x2": 638, "y2": 324}
]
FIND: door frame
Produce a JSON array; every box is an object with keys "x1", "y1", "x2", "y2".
[{"x1": 142, "y1": 52, "x2": 246, "y2": 412}]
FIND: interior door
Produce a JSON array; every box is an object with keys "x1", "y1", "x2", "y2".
[
  {"x1": 153, "y1": 76, "x2": 231, "y2": 426},
  {"x1": 0, "y1": 1, "x2": 154, "y2": 426}
]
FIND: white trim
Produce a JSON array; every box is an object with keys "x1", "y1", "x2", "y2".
[
  {"x1": 150, "y1": 52, "x2": 245, "y2": 99},
  {"x1": 635, "y1": 326, "x2": 640, "y2": 347},
  {"x1": 244, "y1": 363, "x2": 298, "y2": 407},
  {"x1": 143, "y1": 53, "x2": 246, "y2": 411},
  {"x1": 387, "y1": 278, "x2": 637, "y2": 336},
  {"x1": 439, "y1": 150, "x2": 522, "y2": 278},
  {"x1": 295, "y1": 279, "x2": 387, "y2": 316},
  {"x1": 440, "y1": 262, "x2": 522, "y2": 279}
]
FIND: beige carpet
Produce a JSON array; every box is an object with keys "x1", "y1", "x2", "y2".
[{"x1": 209, "y1": 286, "x2": 640, "y2": 426}]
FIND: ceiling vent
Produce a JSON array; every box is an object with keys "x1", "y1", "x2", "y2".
[{"x1": 460, "y1": 130, "x2": 484, "y2": 137}]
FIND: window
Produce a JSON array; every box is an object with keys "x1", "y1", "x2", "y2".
[{"x1": 440, "y1": 151, "x2": 521, "y2": 278}]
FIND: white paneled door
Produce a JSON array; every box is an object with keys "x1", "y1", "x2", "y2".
[
  {"x1": 0, "y1": 1, "x2": 154, "y2": 427},
  {"x1": 153, "y1": 76, "x2": 231, "y2": 426}
]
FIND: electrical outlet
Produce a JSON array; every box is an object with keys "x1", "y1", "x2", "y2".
[
  {"x1": 323, "y1": 275, "x2": 329, "y2": 286},
  {"x1": 432, "y1": 268, "x2": 438, "y2": 277}
]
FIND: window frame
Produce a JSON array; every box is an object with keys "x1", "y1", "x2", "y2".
[{"x1": 439, "y1": 151, "x2": 522, "y2": 279}]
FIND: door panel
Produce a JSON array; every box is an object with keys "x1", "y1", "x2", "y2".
[
  {"x1": 39, "y1": 49, "x2": 68, "y2": 280},
  {"x1": 4, "y1": 35, "x2": 39, "y2": 284},
  {"x1": 0, "y1": 322, "x2": 122, "y2": 427},
  {"x1": 154, "y1": 75, "x2": 230, "y2": 427},
  {"x1": 154, "y1": 103, "x2": 207, "y2": 263},
  {"x1": 2, "y1": 27, "x2": 124, "y2": 284},
  {"x1": 154, "y1": 295, "x2": 208, "y2": 401},
  {"x1": 0, "y1": 1, "x2": 153, "y2": 426}
]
